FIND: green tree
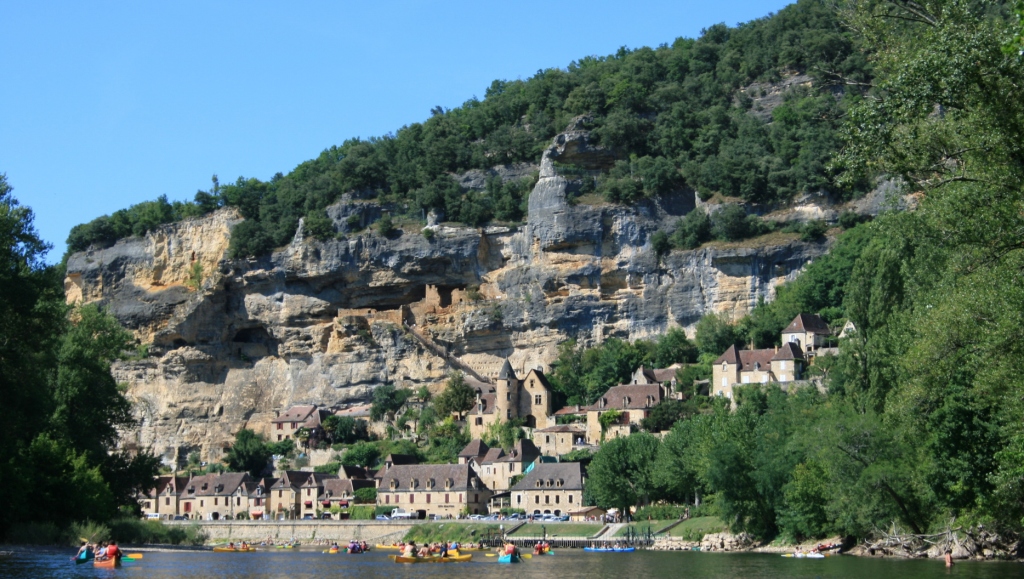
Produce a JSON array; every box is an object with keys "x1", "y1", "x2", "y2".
[
  {"x1": 586, "y1": 433, "x2": 662, "y2": 517},
  {"x1": 433, "y1": 372, "x2": 476, "y2": 418},
  {"x1": 354, "y1": 487, "x2": 377, "y2": 504},
  {"x1": 224, "y1": 429, "x2": 272, "y2": 478},
  {"x1": 342, "y1": 441, "x2": 381, "y2": 468},
  {"x1": 370, "y1": 384, "x2": 411, "y2": 421},
  {"x1": 694, "y1": 313, "x2": 742, "y2": 357}
]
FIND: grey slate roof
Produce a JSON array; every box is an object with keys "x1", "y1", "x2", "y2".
[
  {"x1": 378, "y1": 464, "x2": 486, "y2": 493},
  {"x1": 511, "y1": 462, "x2": 584, "y2": 492},
  {"x1": 497, "y1": 359, "x2": 517, "y2": 381}
]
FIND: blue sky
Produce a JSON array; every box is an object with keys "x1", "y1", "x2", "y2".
[{"x1": 1, "y1": 1, "x2": 793, "y2": 262}]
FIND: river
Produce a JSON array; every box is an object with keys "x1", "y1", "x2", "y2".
[{"x1": 1, "y1": 547, "x2": 1020, "y2": 578}]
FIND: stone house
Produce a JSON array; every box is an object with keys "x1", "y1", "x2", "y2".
[
  {"x1": 532, "y1": 424, "x2": 588, "y2": 457},
  {"x1": 270, "y1": 405, "x2": 324, "y2": 443},
  {"x1": 178, "y1": 472, "x2": 253, "y2": 520},
  {"x1": 457, "y1": 439, "x2": 490, "y2": 466},
  {"x1": 298, "y1": 473, "x2": 340, "y2": 519},
  {"x1": 267, "y1": 471, "x2": 314, "y2": 520},
  {"x1": 583, "y1": 383, "x2": 666, "y2": 443},
  {"x1": 244, "y1": 478, "x2": 274, "y2": 520},
  {"x1": 510, "y1": 462, "x2": 584, "y2": 517},
  {"x1": 468, "y1": 361, "x2": 554, "y2": 438},
  {"x1": 139, "y1": 475, "x2": 189, "y2": 519},
  {"x1": 376, "y1": 463, "x2": 491, "y2": 518},
  {"x1": 781, "y1": 313, "x2": 832, "y2": 353},
  {"x1": 712, "y1": 342, "x2": 805, "y2": 400},
  {"x1": 318, "y1": 478, "x2": 377, "y2": 519},
  {"x1": 630, "y1": 365, "x2": 680, "y2": 390},
  {"x1": 469, "y1": 438, "x2": 541, "y2": 492}
]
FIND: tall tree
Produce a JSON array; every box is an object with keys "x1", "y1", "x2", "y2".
[{"x1": 224, "y1": 429, "x2": 272, "y2": 478}]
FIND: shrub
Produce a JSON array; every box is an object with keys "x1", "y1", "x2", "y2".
[
  {"x1": 800, "y1": 220, "x2": 828, "y2": 241},
  {"x1": 651, "y1": 231, "x2": 670, "y2": 256},
  {"x1": 421, "y1": 227, "x2": 434, "y2": 240},
  {"x1": 376, "y1": 213, "x2": 395, "y2": 237},
  {"x1": 69, "y1": 520, "x2": 111, "y2": 545},
  {"x1": 634, "y1": 504, "x2": 687, "y2": 520},
  {"x1": 711, "y1": 204, "x2": 752, "y2": 241},
  {"x1": 347, "y1": 505, "x2": 376, "y2": 520},
  {"x1": 354, "y1": 487, "x2": 377, "y2": 504},
  {"x1": 670, "y1": 208, "x2": 712, "y2": 249},
  {"x1": 314, "y1": 461, "x2": 341, "y2": 474}
]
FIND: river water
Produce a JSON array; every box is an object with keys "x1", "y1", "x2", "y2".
[{"x1": 1, "y1": 547, "x2": 1020, "y2": 579}]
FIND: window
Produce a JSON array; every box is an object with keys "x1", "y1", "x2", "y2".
[
  {"x1": 506, "y1": 392, "x2": 511, "y2": 401},
  {"x1": 165, "y1": 498, "x2": 170, "y2": 506},
  {"x1": 445, "y1": 494, "x2": 450, "y2": 503},
  {"x1": 530, "y1": 379, "x2": 535, "y2": 388},
  {"x1": 410, "y1": 494, "x2": 415, "y2": 503},
  {"x1": 545, "y1": 495, "x2": 550, "y2": 504},
  {"x1": 184, "y1": 502, "x2": 192, "y2": 512},
  {"x1": 568, "y1": 495, "x2": 573, "y2": 503},
  {"x1": 459, "y1": 494, "x2": 463, "y2": 503},
  {"x1": 276, "y1": 423, "x2": 282, "y2": 430},
  {"x1": 534, "y1": 395, "x2": 542, "y2": 405},
  {"x1": 742, "y1": 376, "x2": 750, "y2": 384},
  {"x1": 255, "y1": 498, "x2": 262, "y2": 506},
  {"x1": 475, "y1": 417, "x2": 483, "y2": 425},
  {"x1": 516, "y1": 494, "x2": 521, "y2": 504},
  {"x1": 426, "y1": 494, "x2": 431, "y2": 504},
  {"x1": 144, "y1": 501, "x2": 151, "y2": 509},
  {"x1": 474, "y1": 494, "x2": 479, "y2": 503},
  {"x1": 279, "y1": 491, "x2": 283, "y2": 498},
  {"x1": 200, "y1": 500, "x2": 204, "y2": 507},
  {"x1": 555, "y1": 495, "x2": 560, "y2": 504},
  {"x1": 236, "y1": 497, "x2": 241, "y2": 506},
  {"x1": 214, "y1": 498, "x2": 218, "y2": 506},
  {"x1": 545, "y1": 435, "x2": 550, "y2": 443},
  {"x1": 721, "y1": 377, "x2": 727, "y2": 387},
  {"x1": 277, "y1": 435, "x2": 282, "y2": 441},
  {"x1": 306, "y1": 488, "x2": 311, "y2": 496},
  {"x1": 290, "y1": 422, "x2": 296, "y2": 429},
  {"x1": 506, "y1": 410, "x2": 512, "y2": 419},
  {"x1": 535, "y1": 496, "x2": 540, "y2": 504},
  {"x1": 780, "y1": 361, "x2": 786, "y2": 370}
]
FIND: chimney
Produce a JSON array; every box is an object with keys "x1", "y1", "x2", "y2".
[{"x1": 775, "y1": 345, "x2": 779, "y2": 353}]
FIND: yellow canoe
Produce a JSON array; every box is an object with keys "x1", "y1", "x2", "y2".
[
  {"x1": 375, "y1": 544, "x2": 403, "y2": 550},
  {"x1": 212, "y1": 547, "x2": 256, "y2": 552},
  {"x1": 390, "y1": 554, "x2": 473, "y2": 563}
]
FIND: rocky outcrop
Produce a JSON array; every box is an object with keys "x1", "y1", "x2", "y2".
[{"x1": 65, "y1": 128, "x2": 835, "y2": 467}]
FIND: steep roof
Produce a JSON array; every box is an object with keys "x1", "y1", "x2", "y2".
[
  {"x1": 147, "y1": 475, "x2": 190, "y2": 498},
  {"x1": 496, "y1": 438, "x2": 541, "y2": 464},
  {"x1": 300, "y1": 473, "x2": 338, "y2": 488},
  {"x1": 523, "y1": 368, "x2": 552, "y2": 390},
  {"x1": 272, "y1": 405, "x2": 317, "y2": 424},
  {"x1": 184, "y1": 472, "x2": 252, "y2": 497},
  {"x1": 271, "y1": 471, "x2": 313, "y2": 491},
  {"x1": 714, "y1": 344, "x2": 740, "y2": 365},
  {"x1": 480, "y1": 447, "x2": 506, "y2": 464},
  {"x1": 584, "y1": 384, "x2": 664, "y2": 411},
  {"x1": 771, "y1": 342, "x2": 805, "y2": 361},
  {"x1": 652, "y1": 367, "x2": 679, "y2": 382},
  {"x1": 459, "y1": 439, "x2": 490, "y2": 459},
  {"x1": 554, "y1": 405, "x2": 584, "y2": 416},
  {"x1": 497, "y1": 359, "x2": 517, "y2": 381},
  {"x1": 378, "y1": 464, "x2": 486, "y2": 493},
  {"x1": 783, "y1": 313, "x2": 831, "y2": 335},
  {"x1": 338, "y1": 465, "x2": 370, "y2": 480},
  {"x1": 737, "y1": 349, "x2": 777, "y2": 372},
  {"x1": 511, "y1": 462, "x2": 584, "y2": 492},
  {"x1": 384, "y1": 453, "x2": 419, "y2": 466},
  {"x1": 473, "y1": 391, "x2": 497, "y2": 415},
  {"x1": 319, "y1": 478, "x2": 375, "y2": 500}
]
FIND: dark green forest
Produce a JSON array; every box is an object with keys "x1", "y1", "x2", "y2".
[
  {"x1": 0, "y1": 175, "x2": 159, "y2": 541},
  {"x1": 583, "y1": 0, "x2": 1024, "y2": 544},
  {"x1": 66, "y1": 0, "x2": 869, "y2": 259}
]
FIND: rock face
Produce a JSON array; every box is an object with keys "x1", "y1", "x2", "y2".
[{"x1": 65, "y1": 128, "x2": 833, "y2": 466}]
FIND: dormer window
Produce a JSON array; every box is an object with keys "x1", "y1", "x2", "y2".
[
  {"x1": 556, "y1": 479, "x2": 563, "y2": 487},
  {"x1": 201, "y1": 483, "x2": 208, "y2": 491},
  {"x1": 623, "y1": 396, "x2": 630, "y2": 408},
  {"x1": 722, "y1": 362, "x2": 727, "y2": 371},
  {"x1": 535, "y1": 480, "x2": 542, "y2": 488},
  {"x1": 546, "y1": 479, "x2": 552, "y2": 487},
  {"x1": 600, "y1": 398, "x2": 607, "y2": 409},
  {"x1": 427, "y1": 479, "x2": 435, "y2": 489},
  {"x1": 410, "y1": 479, "x2": 419, "y2": 489},
  {"x1": 445, "y1": 478, "x2": 453, "y2": 490},
  {"x1": 389, "y1": 479, "x2": 397, "y2": 490},
  {"x1": 754, "y1": 362, "x2": 761, "y2": 370}
]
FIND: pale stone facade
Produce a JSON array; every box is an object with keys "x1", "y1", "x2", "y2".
[{"x1": 510, "y1": 463, "x2": 584, "y2": 517}]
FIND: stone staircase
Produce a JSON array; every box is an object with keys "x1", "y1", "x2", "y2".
[{"x1": 402, "y1": 322, "x2": 491, "y2": 384}]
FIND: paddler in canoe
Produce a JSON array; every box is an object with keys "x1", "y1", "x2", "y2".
[
  {"x1": 73, "y1": 541, "x2": 95, "y2": 563},
  {"x1": 94, "y1": 540, "x2": 122, "y2": 564}
]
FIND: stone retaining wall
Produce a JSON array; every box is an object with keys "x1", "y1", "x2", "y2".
[{"x1": 166, "y1": 520, "x2": 419, "y2": 543}]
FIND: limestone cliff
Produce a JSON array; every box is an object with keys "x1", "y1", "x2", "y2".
[{"x1": 65, "y1": 129, "x2": 836, "y2": 467}]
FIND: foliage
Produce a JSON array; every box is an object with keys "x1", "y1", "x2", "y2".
[
  {"x1": 67, "y1": 0, "x2": 871, "y2": 259},
  {"x1": 341, "y1": 441, "x2": 382, "y2": 468},
  {"x1": 433, "y1": 372, "x2": 476, "y2": 418},
  {"x1": 267, "y1": 438, "x2": 296, "y2": 457},
  {"x1": 354, "y1": 487, "x2": 377, "y2": 504},
  {"x1": 694, "y1": 313, "x2": 743, "y2": 357},
  {"x1": 640, "y1": 398, "x2": 701, "y2": 432},
  {"x1": 548, "y1": 329, "x2": 698, "y2": 406},
  {"x1": 314, "y1": 461, "x2": 341, "y2": 474},
  {"x1": 321, "y1": 415, "x2": 371, "y2": 445},
  {"x1": 376, "y1": 213, "x2": 395, "y2": 237},
  {"x1": 586, "y1": 433, "x2": 662, "y2": 515},
  {"x1": 224, "y1": 429, "x2": 272, "y2": 478},
  {"x1": 370, "y1": 383, "x2": 412, "y2": 421},
  {"x1": 185, "y1": 261, "x2": 203, "y2": 290},
  {"x1": 482, "y1": 418, "x2": 525, "y2": 451}
]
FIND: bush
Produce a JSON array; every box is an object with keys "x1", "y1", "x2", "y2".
[
  {"x1": 347, "y1": 505, "x2": 376, "y2": 520},
  {"x1": 354, "y1": 487, "x2": 378, "y2": 504},
  {"x1": 376, "y1": 213, "x2": 395, "y2": 237},
  {"x1": 634, "y1": 504, "x2": 687, "y2": 520},
  {"x1": 68, "y1": 520, "x2": 111, "y2": 545},
  {"x1": 314, "y1": 461, "x2": 341, "y2": 474},
  {"x1": 670, "y1": 208, "x2": 712, "y2": 249},
  {"x1": 800, "y1": 220, "x2": 828, "y2": 241},
  {"x1": 651, "y1": 231, "x2": 670, "y2": 256},
  {"x1": 421, "y1": 227, "x2": 434, "y2": 240},
  {"x1": 710, "y1": 204, "x2": 753, "y2": 241},
  {"x1": 6, "y1": 522, "x2": 66, "y2": 545}
]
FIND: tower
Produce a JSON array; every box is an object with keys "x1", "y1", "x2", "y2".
[{"x1": 494, "y1": 359, "x2": 520, "y2": 421}]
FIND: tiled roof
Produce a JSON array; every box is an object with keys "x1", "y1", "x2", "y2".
[
  {"x1": 511, "y1": 462, "x2": 584, "y2": 492},
  {"x1": 184, "y1": 473, "x2": 252, "y2": 498},
  {"x1": 496, "y1": 439, "x2": 540, "y2": 464},
  {"x1": 652, "y1": 368, "x2": 678, "y2": 382},
  {"x1": 584, "y1": 384, "x2": 664, "y2": 411},
  {"x1": 147, "y1": 475, "x2": 189, "y2": 498},
  {"x1": 338, "y1": 465, "x2": 370, "y2": 480},
  {"x1": 480, "y1": 448, "x2": 506, "y2": 464},
  {"x1": 384, "y1": 454, "x2": 419, "y2": 466},
  {"x1": 334, "y1": 404, "x2": 371, "y2": 418},
  {"x1": 459, "y1": 439, "x2": 489, "y2": 458},
  {"x1": 300, "y1": 473, "x2": 338, "y2": 488},
  {"x1": 272, "y1": 405, "x2": 317, "y2": 424},
  {"x1": 771, "y1": 342, "x2": 805, "y2": 361},
  {"x1": 378, "y1": 464, "x2": 486, "y2": 493},
  {"x1": 271, "y1": 471, "x2": 313, "y2": 491},
  {"x1": 554, "y1": 405, "x2": 584, "y2": 416},
  {"x1": 319, "y1": 478, "x2": 375, "y2": 500},
  {"x1": 783, "y1": 313, "x2": 831, "y2": 335},
  {"x1": 473, "y1": 392, "x2": 497, "y2": 415},
  {"x1": 523, "y1": 369, "x2": 552, "y2": 390}
]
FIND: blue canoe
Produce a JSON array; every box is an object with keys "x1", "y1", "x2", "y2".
[
  {"x1": 584, "y1": 547, "x2": 636, "y2": 553},
  {"x1": 498, "y1": 554, "x2": 522, "y2": 563},
  {"x1": 74, "y1": 552, "x2": 95, "y2": 565}
]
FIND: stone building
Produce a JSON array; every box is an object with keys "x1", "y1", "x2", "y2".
[
  {"x1": 270, "y1": 405, "x2": 328, "y2": 443},
  {"x1": 177, "y1": 472, "x2": 253, "y2": 520},
  {"x1": 510, "y1": 462, "x2": 584, "y2": 517},
  {"x1": 471, "y1": 438, "x2": 541, "y2": 492},
  {"x1": 139, "y1": 475, "x2": 189, "y2": 520},
  {"x1": 468, "y1": 361, "x2": 554, "y2": 438},
  {"x1": 583, "y1": 383, "x2": 666, "y2": 443},
  {"x1": 781, "y1": 313, "x2": 832, "y2": 353},
  {"x1": 712, "y1": 342, "x2": 805, "y2": 400},
  {"x1": 532, "y1": 424, "x2": 587, "y2": 457},
  {"x1": 376, "y1": 463, "x2": 491, "y2": 518}
]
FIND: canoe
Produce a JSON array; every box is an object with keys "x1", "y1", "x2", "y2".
[
  {"x1": 213, "y1": 547, "x2": 256, "y2": 552},
  {"x1": 498, "y1": 553, "x2": 521, "y2": 563},
  {"x1": 75, "y1": 552, "x2": 94, "y2": 565},
  {"x1": 583, "y1": 547, "x2": 635, "y2": 553},
  {"x1": 375, "y1": 544, "x2": 402, "y2": 550},
  {"x1": 390, "y1": 554, "x2": 473, "y2": 563},
  {"x1": 93, "y1": 557, "x2": 121, "y2": 568},
  {"x1": 781, "y1": 552, "x2": 825, "y2": 559}
]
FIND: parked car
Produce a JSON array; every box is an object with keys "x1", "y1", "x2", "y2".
[
  {"x1": 375, "y1": 515, "x2": 390, "y2": 521},
  {"x1": 390, "y1": 508, "x2": 415, "y2": 519},
  {"x1": 172, "y1": 515, "x2": 187, "y2": 520},
  {"x1": 467, "y1": 514, "x2": 484, "y2": 520},
  {"x1": 557, "y1": 515, "x2": 569, "y2": 521},
  {"x1": 302, "y1": 514, "x2": 314, "y2": 519},
  {"x1": 321, "y1": 513, "x2": 333, "y2": 519}
]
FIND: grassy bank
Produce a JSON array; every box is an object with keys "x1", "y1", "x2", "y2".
[
  {"x1": 614, "y1": 521, "x2": 670, "y2": 537},
  {"x1": 402, "y1": 523, "x2": 501, "y2": 544},
  {"x1": 4, "y1": 519, "x2": 208, "y2": 546},
  {"x1": 666, "y1": 517, "x2": 727, "y2": 540},
  {"x1": 508, "y1": 523, "x2": 604, "y2": 538}
]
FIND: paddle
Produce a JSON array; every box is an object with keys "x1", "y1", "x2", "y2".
[{"x1": 124, "y1": 554, "x2": 143, "y2": 560}]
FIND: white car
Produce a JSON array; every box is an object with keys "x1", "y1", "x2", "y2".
[{"x1": 390, "y1": 508, "x2": 415, "y2": 519}]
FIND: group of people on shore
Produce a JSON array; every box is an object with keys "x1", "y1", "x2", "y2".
[{"x1": 73, "y1": 540, "x2": 121, "y2": 562}]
